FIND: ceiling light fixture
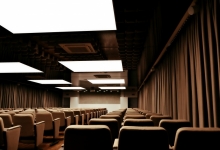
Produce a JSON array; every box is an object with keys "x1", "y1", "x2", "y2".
[
  {"x1": 59, "y1": 60, "x2": 123, "y2": 72},
  {"x1": 0, "y1": 62, "x2": 43, "y2": 73},
  {"x1": 99, "y1": 87, "x2": 126, "y2": 90},
  {"x1": 87, "y1": 79, "x2": 125, "y2": 84},
  {"x1": 0, "y1": 0, "x2": 116, "y2": 33},
  {"x1": 28, "y1": 79, "x2": 71, "y2": 84},
  {"x1": 56, "y1": 87, "x2": 85, "y2": 90}
]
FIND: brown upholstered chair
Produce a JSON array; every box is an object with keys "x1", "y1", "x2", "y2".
[
  {"x1": 172, "y1": 127, "x2": 220, "y2": 150},
  {"x1": 63, "y1": 125, "x2": 112, "y2": 150},
  {"x1": 150, "y1": 115, "x2": 172, "y2": 126},
  {"x1": 0, "y1": 117, "x2": 21, "y2": 150},
  {"x1": 51, "y1": 111, "x2": 71, "y2": 131},
  {"x1": 36, "y1": 112, "x2": 60, "y2": 146},
  {"x1": 13, "y1": 114, "x2": 45, "y2": 149},
  {"x1": 89, "y1": 118, "x2": 119, "y2": 144},
  {"x1": 123, "y1": 119, "x2": 154, "y2": 126},
  {"x1": 100, "y1": 115, "x2": 121, "y2": 129},
  {"x1": 63, "y1": 110, "x2": 79, "y2": 125},
  {"x1": 114, "y1": 126, "x2": 169, "y2": 150},
  {"x1": 124, "y1": 115, "x2": 146, "y2": 120},
  {"x1": 146, "y1": 113, "x2": 162, "y2": 119},
  {"x1": 73, "y1": 110, "x2": 84, "y2": 125},
  {"x1": 159, "y1": 120, "x2": 191, "y2": 147},
  {"x1": 0, "y1": 114, "x2": 13, "y2": 128}
]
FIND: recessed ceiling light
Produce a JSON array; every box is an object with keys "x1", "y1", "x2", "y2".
[
  {"x1": 87, "y1": 79, "x2": 125, "y2": 84},
  {"x1": 28, "y1": 80, "x2": 71, "y2": 84},
  {"x1": 0, "y1": 0, "x2": 116, "y2": 33},
  {"x1": 56, "y1": 87, "x2": 85, "y2": 90},
  {"x1": 99, "y1": 87, "x2": 126, "y2": 90},
  {"x1": 59, "y1": 60, "x2": 123, "y2": 72},
  {"x1": 0, "y1": 62, "x2": 43, "y2": 73}
]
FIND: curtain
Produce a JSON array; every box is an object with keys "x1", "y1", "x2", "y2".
[
  {"x1": 138, "y1": 0, "x2": 220, "y2": 127},
  {"x1": 0, "y1": 82, "x2": 62, "y2": 108}
]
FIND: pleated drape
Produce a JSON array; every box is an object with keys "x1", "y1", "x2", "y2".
[
  {"x1": 138, "y1": 0, "x2": 220, "y2": 127},
  {"x1": 0, "y1": 83, "x2": 62, "y2": 108}
]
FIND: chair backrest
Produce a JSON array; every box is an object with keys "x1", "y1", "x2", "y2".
[
  {"x1": 123, "y1": 119, "x2": 154, "y2": 126},
  {"x1": 52, "y1": 111, "x2": 66, "y2": 127},
  {"x1": 0, "y1": 117, "x2": 4, "y2": 146},
  {"x1": 0, "y1": 114, "x2": 13, "y2": 128},
  {"x1": 100, "y1": 115, "x2": 121, "y2": 128},
  {"x1": 89, "y1": 118, "x2": 119, "y2": 143},
  {"x1": 118, "y1": 126, "x2": 169, "y2": 150},
  {"x1": 36, "y1": 112, "x2": 53, "y2": 130},
  {"x1": 146, "y1": 113, "x2": 162, "y2": 119},
  {"x1": 159, "y1": 120, "x2": 191, "y2": 146},
  {"x1": 13, "y1": 114, "x2": 35, "y2": 137},
  {"x1": 173, "y1": 127, "x2": 220, "y2": 150},
  {"x1": 64, "y1": 125, "x2": 112, "y2": 150},
  {"x1": 150, "y1": 115, "x2": 172, "y2": 126},
  {"x1": 124, "y1": 115, "x2": 146, "y2": 120},
  {"x1": 64, "y1": 111, "x2": 74, "y2": 124}
]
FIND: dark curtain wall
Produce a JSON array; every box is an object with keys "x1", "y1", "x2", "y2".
[
  {"x1": 138, "y1": 0, "x2": 220, "y2": 127},
  {"x1": 0, "y1": 82, "x2": 62, "y2": 108}
]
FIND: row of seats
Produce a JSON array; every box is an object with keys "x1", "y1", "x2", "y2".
[
  {"x1": 60, "y1": 108, "x2": 220, "y2": 150},
  {"x1": 61, "y1": 125, "x2": 220, "y2": 150},
  {"x1": 0, "y1": 107, "x2": 107, "y2": 150}
]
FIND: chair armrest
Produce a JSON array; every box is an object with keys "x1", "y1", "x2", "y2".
[
  {"x1": 81, "y1": 114, "x2": 85, "y2": 125},
  {"x1": 65, "y1": 116, "x2": 71, "y2": 127},
  {"x1": 86, "y1": 113, "x2": 90, "y2": 124},
  {"x1": 113, "y1": 138, "x2": 119, "y2": 150},
  {"x1": 34, "y1": 121, "x2": 45, "y2": 147},
  {"x1": 75, "y1": 115, "x2": 79, "y2": 125},
  {"x1": 3, "y1": 125, "x2": 21, "y2": 150},
  {"x1": 169, "y1": 145, "x2": 174, "y2": 150},
  {"x1": 53, "y1": 118, "x2": 60, "y2": 139},
  {"x1": 90, "y1": 112, "x2": 93, "y2": 118}
]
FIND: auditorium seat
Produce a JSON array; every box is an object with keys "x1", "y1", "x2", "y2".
[
  {"x1": 150, "y1": 115, "x2": 172, "y2": 126},
  {"x1": 73, "y1": 110, "x2": 85, "y2": 125},
  {"x1": 89, "y1": 118, "x2": 119, "y2": 144},
  {"x1": 159, "y1": 120, "x2": 191, "y2": 147},
  {"x1": 63, "y1": 110, "x2": 79, "y2": 125},
  {"x1": 123, "y1": 119, "x2": 154, "y2": 126},
  {"x1": 146, "y1": 113, "x2": 162, "y2": 119},
  {"x1": 51, "y1": 111, "x2": 71, "y2": 130},
  {"x1": 36, "y1": 111, "x2": 61, "y2": 146},
  {"x1": 100, "y1": 115, "x2": 121, "y2": 129},
  {"x1": 172, "y1": 127, "x2": 220, "y2": 150},
  {"x1": 13, "y1": 114, "x2": 45, "y2": 149},
  {"x1": 124, "y1": 115, "x2": 146, "y2": 120},
  {"x1": 62, "y1": 125, "x2": 112, "y2": 150},
  {"x1": 0, "y1": 117, "x2": 21, "y2": 150},
  {"x1": 0, "y1": 114, "x2": 13, "y2": 128},
  {"x1": 114, "y1": 126, "x2": 169, "y2": 150}
]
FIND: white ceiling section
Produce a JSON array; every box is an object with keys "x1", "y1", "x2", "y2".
[
  {"x1": 0, "y1": 62, "x2": 43, "y2": 73},
  {"x1": 0, "y1": 0, "x2": 116, "y2": 33},
  {"x1": 59, "y1": 60, "x2": 123, "y2": 72},
  {"x1": 28, "y1": 79, "x2": 72, "y2": 84}
]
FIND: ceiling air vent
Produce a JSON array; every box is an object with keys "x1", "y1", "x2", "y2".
[
  {"x1": 59, "y1": 43, "x2": 96, "y2": 54},
  {"x1": 94, "y1": 74, "x2": 111, "y2": 78}
]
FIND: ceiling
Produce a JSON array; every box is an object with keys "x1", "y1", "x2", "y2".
[{"x1": 0, "y1": 0, "x2": 192, "y2": 91}]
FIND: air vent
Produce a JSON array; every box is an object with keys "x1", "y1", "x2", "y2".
[
  {"x1": 94, "y1": 74, "x2": 111, "y2": 78},
  {"x1": 59, "y1": 43, "x2": 96, "y2": 54}
]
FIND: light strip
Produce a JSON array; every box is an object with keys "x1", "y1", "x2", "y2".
[
  {"x1": 99, "y1": 87, "x2": 126, "y2": 90},
  {"x1": 0, "y1": 62, "x2": 43, "y2": 73},
  {"x1": 56, "y1": 87, "x2": 85, "y2": 90},
  {"x1": 28, "y1": 80, "x2": 71, "y2": 84},
  {"x1": 59, "y1": 60, "x2": 123, "y2": 72},
  {"x1": 0, "y1": 0, "x2": 116, "y2": 33},
  {"x1": 87, "y1": 79, "x2": 125, "y2": 84}
]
